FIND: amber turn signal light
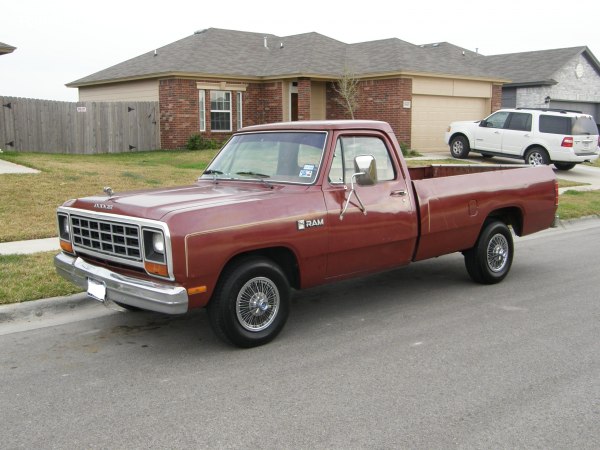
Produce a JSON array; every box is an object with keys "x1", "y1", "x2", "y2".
[
  {"x1": 144, "y1": 261, "x2": 169, "y2": 277},
  {"x1": 60, "y1": 240, "x2": 73, "y2": 253}
]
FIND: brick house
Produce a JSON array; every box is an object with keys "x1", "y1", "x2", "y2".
[{"x1": 67, "y1": 29, "x2": 513, "y2": 151}]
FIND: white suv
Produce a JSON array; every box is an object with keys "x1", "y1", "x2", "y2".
[{"x1": 445, "y1": 108, "x2": 600, "y2": 170}]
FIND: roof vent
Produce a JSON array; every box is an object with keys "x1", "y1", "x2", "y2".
[
  {"x1": 264, "y1": 36, "x2": 269, "y2": 49},
  {"x1": 194, "y1": 29, "x2": 207, "y2": 35},
  {"x1": 432, "y1": 43, "x2": 439, "y2": 47}
]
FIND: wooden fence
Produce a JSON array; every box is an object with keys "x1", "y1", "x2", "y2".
[{"x1": 0, "y1": 96, "x2": 160, "y2": 153}]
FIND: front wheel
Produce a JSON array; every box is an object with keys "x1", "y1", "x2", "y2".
[
  {"x1": 450, "y1": 136, "x2": 470, "y2": 159},
  {"x1": 208, "y1": 257, "x2": 290, "y2": 348},
  {"x1": 464, "y1": 221, "x2": 514, "y2": 284},
  {"x1": 553, "y1": 162, "x2": 576, "y2": 171}
]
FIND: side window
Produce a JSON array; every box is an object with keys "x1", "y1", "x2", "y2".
[
  {"x1": 539, "y1": 115, "x2": 571, "y2": 134},
  {"x1": 483, "y1": 111, "x2": 510, "y2": 129},
  {"x1": 328, "y1": 136, "x2": 395, "y2": 184},
  {"x1": 506, "y1": 113, "x2": 532, "y2": 131}
]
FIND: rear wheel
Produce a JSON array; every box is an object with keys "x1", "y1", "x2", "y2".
[
  {"x1": 464, "y1": 221, "x2": 514, "y2": 284},
  {"x1": 450, "y1": 136, "x2": 470, "y2": 159},
  {"x1": 208, "y1": 256, "x2": 290, "y2": 348},
  {"x1": 524, "y1": 147, "x2": 550, "y2": 166},
  {"x1": 553, "y1": 162, "x2": 576, "y2": 171}
]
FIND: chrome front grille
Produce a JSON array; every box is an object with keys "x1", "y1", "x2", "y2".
[{"x1": 71, "y1": 215, "x2": 141, "y2": 261}]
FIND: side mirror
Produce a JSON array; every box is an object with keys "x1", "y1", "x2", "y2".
[
  {"x1": 353, "y1": 155, "x2": 377, "y2": 186},
  {"x1": 479, "y1": 120, "x2": 488, "y2": 128}
]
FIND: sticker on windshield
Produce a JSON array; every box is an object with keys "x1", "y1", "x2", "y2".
[
  {"x1": 299, "y1": 169, "x2": 313, "y2": 178},
  {"x1": 303, "y1": 164, "x2": 315, "y2": 170}
]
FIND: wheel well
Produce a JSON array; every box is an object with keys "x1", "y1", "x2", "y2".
[
  {"x1": 524, "y1": 144, "x2": 548, "y2": 155},
  {"x1": 450, "y1": 133, "x2": 469, "y2": 145},
  {"x1": 486, "y1": 207, "x2": 524, "y2": 236},
  {"x1": 221, "y1": 247, "x2": 300, "y2": 289}
]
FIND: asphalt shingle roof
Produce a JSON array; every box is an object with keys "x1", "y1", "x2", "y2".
[
  {"x1": 67, "y1": 28, "x2": 599, "y2": 87},
  {"x1": 68, "y1": 28, "x2": 503, "y2": 86}
]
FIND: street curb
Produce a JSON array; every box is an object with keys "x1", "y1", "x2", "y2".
[{"x1": 0, "y1": 292, "x2": 90, "y2": 324}]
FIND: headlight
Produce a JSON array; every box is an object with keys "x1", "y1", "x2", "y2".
[
  {"x1": 143, "y1": 229, "x2": 167, "y2": 264},
  {"x1": 152, "y1": 232, "x2": 165, "y2": 254},
  {"x1": 58, "y1": 214, "x2": 70, "y2": 240}
]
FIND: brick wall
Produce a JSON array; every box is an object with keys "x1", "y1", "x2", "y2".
[
  {"x1": 244, "y1": 81, "x2": 284, "y2": 126},
  {"x1": 297, "y1": 78, "x2": 311, "y2": 120},
  {"x1": 159, "y1": 78, "x2": 284, "y2": 149},
  {"x1": 159, "y1": 79, "x2": 199, "y2": 149},
  {"x1": 491, "y1": 84, "x2": 503, "y2": 113},
  {"x1": 326, "y1": 78, "x2": 412, "y2": 147}
]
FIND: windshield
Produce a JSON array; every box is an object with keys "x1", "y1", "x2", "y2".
[{"x1": 201, "y1": 131, "x2": 327, "y2": 184}]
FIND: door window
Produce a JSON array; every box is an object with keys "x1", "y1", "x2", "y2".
[
  {"x1": 328, "y1": 136, "x2": 395, "y2": 184},
  {"x1": 482, "y1": 111, "x2": 510, "y2": 129},
  {"x1": 506, "y1": 113, "x2": 532, "y2": 131}
]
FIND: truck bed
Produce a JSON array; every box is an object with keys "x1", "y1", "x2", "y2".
[{"x1": 408, "y1": 164, "x2": 557, "y2": 261}]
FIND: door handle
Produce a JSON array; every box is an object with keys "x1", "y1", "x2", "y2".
[{"x1": 390, "y1": 190, "x2": 407, "y2": 197}]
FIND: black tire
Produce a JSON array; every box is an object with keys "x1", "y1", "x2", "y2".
[
  {"x1": 524, "y1": 147, "x2": 550, "y2": 166},
  {"x1": 464, "y1": 221, "x2": 514, "y2": 285},
  {"x1": 553, "y1": 162, "x2": 576, "y2": 171},
  {"x1": 450, "y1": 136, "x2": 470, "y2": 159},
  {"x1": 207, "y1": 256, "x2": 290, "y2": 348}
]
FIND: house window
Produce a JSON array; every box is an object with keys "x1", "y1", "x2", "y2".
[
  {"x1": 237, "y1": 92, "x2": 243, "y2": 130},
  {"x1": 210, "y1": 91, "x2": 231, "y2": 131},
  {"x1": 199, "y1": 90, "x2": 206, "y2": 132}
]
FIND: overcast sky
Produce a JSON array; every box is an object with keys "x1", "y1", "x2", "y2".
[{"x1": 2, "y1": 0, "x2": 599, "y2": 102}]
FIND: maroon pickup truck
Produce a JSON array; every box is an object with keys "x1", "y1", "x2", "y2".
[{"x1": 55, "y1": 120, "x2": 558, "y2": 347}]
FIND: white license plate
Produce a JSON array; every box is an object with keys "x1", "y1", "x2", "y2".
[{"x1": 87, "y1": 278, "x2": 106, "y2": 302}]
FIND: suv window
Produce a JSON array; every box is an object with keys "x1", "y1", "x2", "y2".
[
  {"x1": 572, "y1": 116, "x2": 599, "y2": 135},
  {"x1": 482, "y1": 111, "x2": 510, "y2": 129},
  {"x1": 506, "y1": 112, "x2": 532, "y2": 131},
  {"x1": 539, "y1": 115, "x2": 571, "y2": 135}
]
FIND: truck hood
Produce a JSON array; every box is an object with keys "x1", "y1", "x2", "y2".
[{"x1": 66, "y1": 181, "x2": 292, "y2": 221}]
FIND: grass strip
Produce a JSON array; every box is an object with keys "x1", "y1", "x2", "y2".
[{"x1": 0, "y1": 251, "x2": 83, "y2": 304}]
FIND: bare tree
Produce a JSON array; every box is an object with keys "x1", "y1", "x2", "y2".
[{"x1": 334, "y1": 69, "x2": 360, "y2": 119}]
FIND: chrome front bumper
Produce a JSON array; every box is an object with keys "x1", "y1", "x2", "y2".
[{"x1": 54, "y1": 253, "x2": 188, "y2": 314}]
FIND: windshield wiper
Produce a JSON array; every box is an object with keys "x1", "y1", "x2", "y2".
[
  {"x1": 203, "y1": 169, "x2": 223, "y2": 175},
  {"x1": 235, "y1": 171, "x2": 271, "y2": 179},
  {"x1": 235, "y1": 171, "x2": 274, "y2": 189}
]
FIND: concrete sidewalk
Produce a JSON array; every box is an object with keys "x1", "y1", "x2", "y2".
[
  {"x1": 0, "y1": 237, "x2": 60, "y2": 255},
  {"x1": 0, "y1": 158, "x2": 40, "y2": 174}
]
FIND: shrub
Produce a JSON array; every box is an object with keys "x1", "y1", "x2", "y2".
[{"x1": 186, "y1": 134, "x2": 221, "y2": 151}]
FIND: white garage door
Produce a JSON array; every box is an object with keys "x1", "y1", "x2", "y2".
[{"x1": 412, "y1": 96, "x2": 488, "y2": 152}]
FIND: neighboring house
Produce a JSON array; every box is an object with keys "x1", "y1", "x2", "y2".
[
  {"x1": 68, "y1": 28, "x2": 507, "y2": 151},
  {"x1": 0, "y1": 41, "x2": 16, "y2": 55},
  {"x1": 486, "y1": 47, "x2": 600, "y2": 121},
  {"x1": 69, "y1": 29, "x2": 600, "y2": 151}
]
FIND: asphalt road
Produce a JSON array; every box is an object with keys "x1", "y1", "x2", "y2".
[{"x1": 1, "y1": 220, "x2": 599, "y2": 449}]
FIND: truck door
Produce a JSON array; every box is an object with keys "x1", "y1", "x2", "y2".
[{"x1": 323, "y1": 132, "x2": 418, "y2": 279}]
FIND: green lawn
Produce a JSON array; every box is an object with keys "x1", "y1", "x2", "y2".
[{"x1": 0, "y1": 150, "x2": 218, "y2": 242}]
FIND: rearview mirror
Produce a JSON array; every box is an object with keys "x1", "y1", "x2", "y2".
[{"x1": 354, "y1": 155, "x2": 377, "y2": 186}]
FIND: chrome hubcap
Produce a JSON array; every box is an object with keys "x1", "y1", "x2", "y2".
[
  {"x1": 487, "y1": 234, "x2": 509, "y2": 272},
  {"x1": 236, "y1": 277, "x2": 279, "y2": 332},
  {"x1": 528, "y1": 153, "x2": 544, "y2": 165}
]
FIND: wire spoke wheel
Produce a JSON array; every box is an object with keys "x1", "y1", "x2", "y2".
[
  {"x1": 486, "y1": 233, "x2": 509, "y2": 273},
  {"x1": 236, "y1": 277, "x2": 280, "y2": 332}
]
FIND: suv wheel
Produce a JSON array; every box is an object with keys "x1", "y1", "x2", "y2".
[
  {"x1": 553, "y1": 162, "x2": 576, "y2": 171},
  {"x1": 450, "y1": 136, "x2": 470, "y2": 159},
  {"x1": 525, "y1": 147, "x2": 549, "y2": 166}
]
